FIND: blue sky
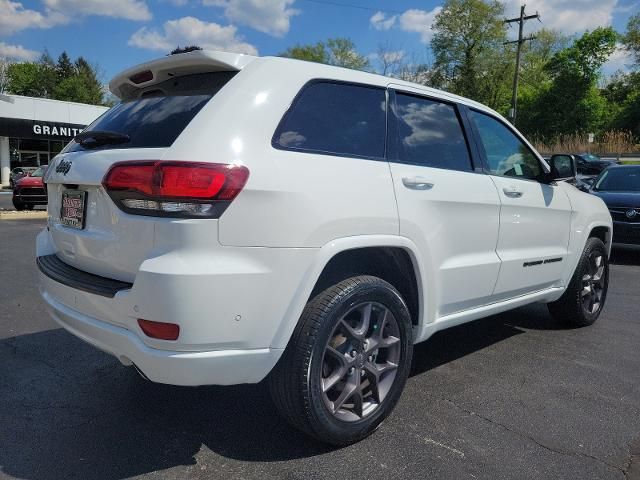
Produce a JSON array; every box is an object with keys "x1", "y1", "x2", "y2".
[{"x1": 1, "y1": 0, "x2": 638, "y2": 85}]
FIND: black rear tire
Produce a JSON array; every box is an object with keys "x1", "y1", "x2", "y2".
[
  {"x1": 269, "y1": 275, "x2": 413, "y2": 446},
  {"x1": 548, "y1": 237, "x2": 609, "y2": 327},
  {"x1": 12, "y1": 199, "x2": 25, "y2": 211}
]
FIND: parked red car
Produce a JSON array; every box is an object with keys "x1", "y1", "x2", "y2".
[{"x1": 12, "y1": 165, "x2": 48, "y2": 211}]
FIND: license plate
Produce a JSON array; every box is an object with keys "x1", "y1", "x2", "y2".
[{"x1": 60, "y1": 190, "x2": 87, "y2": 229}]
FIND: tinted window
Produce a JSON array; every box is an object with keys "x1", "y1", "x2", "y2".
[
  {"x1": 395, "y1": 93, "x2": 471, "y2": 171},
  {"x1": 274, "y1": 82, "x2": 386, "y2": 158},
  {"x1": 470, "y1": 110, "x2": 542, "y2": 181},
  {"x1": 595, "y1": 167, "x2": 640, "y2": 192},
  {"x1": 65, "y1": 72, "x2": 236, "y2": 152}
]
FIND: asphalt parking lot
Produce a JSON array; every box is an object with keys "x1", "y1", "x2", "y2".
[{"x1": 1, "y1": 218, "x2": 639, "y2": 480}]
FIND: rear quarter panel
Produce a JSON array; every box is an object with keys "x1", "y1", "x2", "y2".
[{"x1": 168, "y1": 59, "x2": 399, "y2": 248}]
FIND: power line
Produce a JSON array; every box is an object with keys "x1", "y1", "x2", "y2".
[{"x1": 300, "y1": 0, "x2": 405, "y2": 15}]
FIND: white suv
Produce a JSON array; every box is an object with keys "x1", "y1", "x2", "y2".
[{"x1": 38, "y1": 50, "x2": 612, "y2": 445}]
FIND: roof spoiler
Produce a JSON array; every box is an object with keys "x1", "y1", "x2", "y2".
[{"x1": 109, "y1": 50, "x2": 257, "y2": 99}]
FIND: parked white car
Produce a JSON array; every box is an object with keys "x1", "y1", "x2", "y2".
[{"x1": 37, "y1": 50, "x2": 612, "y2": 445}]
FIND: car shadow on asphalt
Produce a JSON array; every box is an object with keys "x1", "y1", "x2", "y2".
[{"x1": 0, "y1": 305, "x2": 571, "y2": 479}]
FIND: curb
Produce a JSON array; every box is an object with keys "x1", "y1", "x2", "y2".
[{"x1": 0, "y1": 211, "x2": 48, "y2": 220}]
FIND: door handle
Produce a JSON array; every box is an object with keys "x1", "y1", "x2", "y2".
[
  {"x1": 503, "y1": 187, "x2": 523, "y2": 198},
  {"x1": 402, "y1": 177, "x2": 434, "y2": 190}
]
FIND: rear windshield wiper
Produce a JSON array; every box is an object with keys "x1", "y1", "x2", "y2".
[{"x1": 74, "y1": 130, "x2": 130, "y2": 149}]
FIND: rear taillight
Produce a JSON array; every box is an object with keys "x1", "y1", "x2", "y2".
[{"x1": 103, "y1": 161, "x2": 249, "y2": 218}]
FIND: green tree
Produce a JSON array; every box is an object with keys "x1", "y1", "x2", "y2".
[
  {"x1": 431, "y1": 0, "x2": 507, "y2": 105},
  {"x1": 281, "y1": 41, "x2": 327, "y2": 63},
  {"x1": 325, "y1": 38, "x2": 369, "y2": 70},
  {"x1": 521, "y1": 27, "x2": 617, "y2": 138},
  {"x1": 280, "y1": 38, "x2": 369, "y2": 71},
  {"x1": 54, "y1": 57, "x2": 103, "y2": 104},
  {"x1": 623, "y1": 13, "x2": 640, "y2": 66},
  {"x1": 7, "y1": 51, "x2": 105, "y2": 105},
  {"x1": 56, "y1": 51, "x2": 74, "y2": 81},
  {"x1": 6, "y1": 62, "x2": 51, "y2": 97}
]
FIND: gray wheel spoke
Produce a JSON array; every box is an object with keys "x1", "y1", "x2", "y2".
[
  {"x1": 352, "y1": 389, "x2": 364, "y2": 418},
  {"x1": 325, "y1": 345, "x2": 350, "y2": 367},
  {"x1": 581, "y1": 285, "x2": 592, "y2": 297},
  {"x1": 380, "y1": 335, "x2": 400, "y2": 348},
  {"x1": 332, "y1": 376, "x2": 359, "y2": 413},
  {"x1": 593, "y1": 265, "x2": 605, "y2": 282},
  {"x1": 322, "y1": 368, "x2": 347, "y2": 392}
]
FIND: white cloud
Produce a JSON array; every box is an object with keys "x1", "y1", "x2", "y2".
[
  {"x1": 43, "y1": 0, "x2": 152, "y2": 21},
  {"x1": 370, "y1": 11, "x2": 396, "y2": 31},
  {"x1": 503, "y1": 0, "x2": 617, "y2": 35},
  {"x1": 399, "y1": 7, "x2": 442, "y2": 43},
  {"x1": 0, "y1": 0, "x2": 67, "y2": 35},
  {"x1": 603, "y1": 43, "x2": 633, "y2": 74},
  {"x1": 128, "y1": 16, "x2": 258, "y2": 55},
  {"x1": 0, "y1": 42, "x2": 39, "y2": 60},
  {"x1": 0, "y1": 0, "x2": 150, "y2": 36},
  {"x1": 203, "y1": 0, "x2": 298, "y2": 37}
]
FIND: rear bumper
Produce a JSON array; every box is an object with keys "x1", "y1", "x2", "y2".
[
  {"x1": 36, "y1": 228, "x2": 317, "y2": 385},
  {"x1": 41, "y1": 287, "x2": 282, "y2": 386}
]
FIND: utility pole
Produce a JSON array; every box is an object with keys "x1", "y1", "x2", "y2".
[{"x1": 504, "y1": 5, "x2": 540, "y2": 126}]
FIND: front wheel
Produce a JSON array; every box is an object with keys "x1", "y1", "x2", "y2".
[
  {"x1": 269, "y1": 275, "x2": 413, "y2": 446},
  {"x1": 548, "y1": 237, "x2": 609, "y2": 327}
]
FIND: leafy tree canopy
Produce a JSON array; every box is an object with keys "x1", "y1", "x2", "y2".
[
  {"x1": 280, "y1": 37, "x2": 369, "y2": 71},
  {"x1": 6, "y1": 50, "x2": 106, "y2": 105}
]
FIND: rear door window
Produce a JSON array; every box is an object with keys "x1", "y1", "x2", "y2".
[
  {"x1": 394, "y1": 92, "x2": 472, "y2": 171},
  {"x1": 65, "y1": 72, "x2": 236, "y2": 152},
  {"x1": 273, "y1": 81, "x2": 386, "y2": 159}
]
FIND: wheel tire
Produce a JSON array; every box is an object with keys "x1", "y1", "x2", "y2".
[
  {"x1": 12, "y1": 200, "x2": 25, "y2": 211},
  {"x1": 269, "y1": 275, "x2": 413, "y2": 446},
  {"x1": 548, "y1": 237, "x2": 609, "y2": 327}
]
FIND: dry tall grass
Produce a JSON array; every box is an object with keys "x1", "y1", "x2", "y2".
[{"x1": 532, "y1": 131, "x2": 639, "y2": 156}]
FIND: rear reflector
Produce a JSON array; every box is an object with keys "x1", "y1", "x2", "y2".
[
  {"x1": 103, "y1": 161, "x2": 249, "y2": 218},
  {"x1": 138, "y1": 319, "x2": 180, "y2": 340}
]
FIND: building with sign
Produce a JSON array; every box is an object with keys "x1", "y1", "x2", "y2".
[{"x1": 0, "y1": 94, "x2": 109, "y2": 186}]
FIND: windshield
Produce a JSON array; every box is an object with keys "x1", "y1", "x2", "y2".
[
  {"x1": 595, "y1": 168, "x2": 640, "y2": 192},
  {"x1": 31, "y1": 167, "x2": 47, "y2": 178},
  {"x1": 582, "y1": 154, "x2": 601, "y2": 162},
  {"x1": 63, "y1": 71, "x2": 236, "y2": 153}
]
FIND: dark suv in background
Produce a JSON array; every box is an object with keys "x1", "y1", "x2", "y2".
[{"x1": 574, "y1": 153, "x2": 619, "y2": 176}]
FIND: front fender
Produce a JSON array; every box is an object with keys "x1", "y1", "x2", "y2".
[{"x1": 561, "y1": 185, "x2": 613, "y2": 286}]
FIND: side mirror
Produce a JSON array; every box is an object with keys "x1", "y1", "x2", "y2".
[{"x1": 548, "y1": 154, "x2": 577, "y2": 182}]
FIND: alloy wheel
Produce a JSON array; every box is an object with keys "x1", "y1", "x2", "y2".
[
  {"x1": 581, "y1": 251, "x2": 606, "y2": 315},
  {"x1": 320, "y1": 302, "x2": 401, "y2": 422}
]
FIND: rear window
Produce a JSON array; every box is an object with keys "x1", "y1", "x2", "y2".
[
  {"x1": 273, "y1": 81, "x2": 386, "y2": 159},
  {"x1": 65, "y1": 72, "x2": 236, "y2": 152}
]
